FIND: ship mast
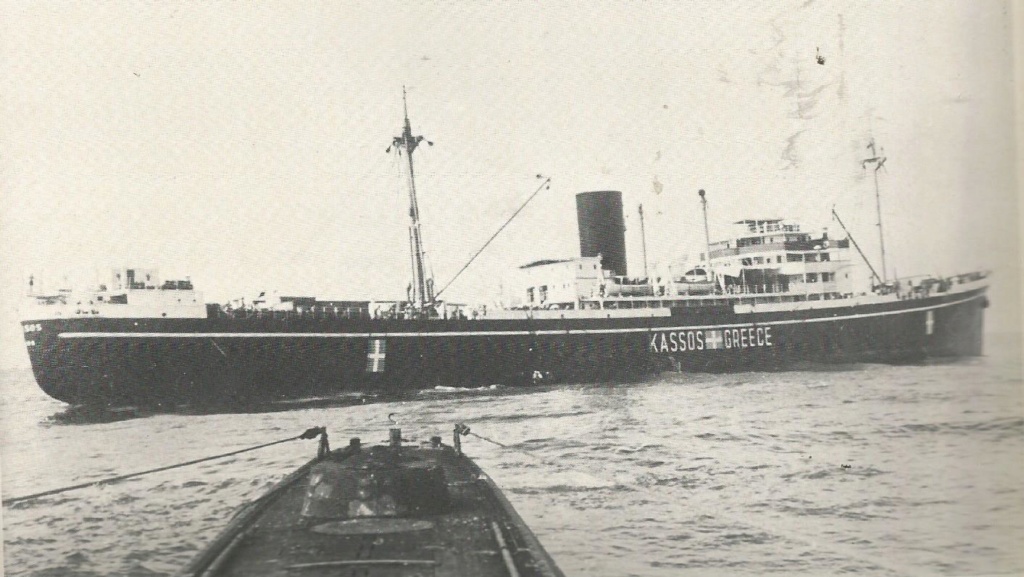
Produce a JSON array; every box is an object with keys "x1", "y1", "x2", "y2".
[
  {"x1": 638, "y1": 203, "x2": 649, "y2": 279},
  {"x1": 390, "y1": 87, "x2": 434, "y2": 309},
  {"x1": 862, "y1": 139, "x2": 888, "y2": 284},
  {"x1": 698, "y1": 189, "x2": 716, "y2": 289}
]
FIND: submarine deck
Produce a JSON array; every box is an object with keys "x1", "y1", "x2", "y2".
[{"x1": 189, "y1": 441, "x2": 562, "y2": 577}]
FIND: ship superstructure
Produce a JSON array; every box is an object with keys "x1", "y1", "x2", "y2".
[
  {"x1": 23, "y1": 267, "x2": 206, "y2": 321},
  {"x1": 511, "y1": 193, "x2": 900, "y2": 313}
]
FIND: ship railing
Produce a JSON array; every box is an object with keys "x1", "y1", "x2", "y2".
[
  {"x1": 709, "y1": 246, "x2": 741, "y2": 259},
  {"x1": 604, "y1": 284, "x2": 655, "y2": 297},
  {"x1": 724, "y1": 284, "x2": 776, "y2": 295},
  {"x1": 885, "y1": 270, "x2": 989, "y2": 301},
  {"x1": 598, "y1": 286, "x2": 854, "y2": 309},
  {"x1": 213, "y1": 307, "x2": 370, "y2": 320}
]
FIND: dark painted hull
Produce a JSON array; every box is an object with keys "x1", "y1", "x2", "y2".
[{"x1": 22, "y1": 287, "x2": 988, "y2": 407}]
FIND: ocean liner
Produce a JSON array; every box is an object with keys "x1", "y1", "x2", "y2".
[{"x1": 20, "y1": 98, "x2": 989, "y2": 407}]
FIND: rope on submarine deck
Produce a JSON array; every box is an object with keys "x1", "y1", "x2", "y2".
[{"x1": 2, "y1": 427, "x2": 327, "y2": 506}]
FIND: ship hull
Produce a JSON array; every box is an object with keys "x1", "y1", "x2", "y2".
[{"x1": 22, "y1": 287, "x2": 988, "y2": 407}]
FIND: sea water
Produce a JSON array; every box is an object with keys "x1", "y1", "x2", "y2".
[{"x1": 1, "y1": 334, "x2": 1021, "y2": 576}]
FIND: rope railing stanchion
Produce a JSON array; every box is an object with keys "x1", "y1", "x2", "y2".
[{"x1": 3, "y1": 427, "x2": 328, "y2": 506}]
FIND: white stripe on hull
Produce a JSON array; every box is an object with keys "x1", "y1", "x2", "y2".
[{"x1": 55, "y1": 293, "x2": 984, "y2": 340}]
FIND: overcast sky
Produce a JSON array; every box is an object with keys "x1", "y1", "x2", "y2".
[{"x1": 1, "y1": 1, "x2": 1018, "y2": 367}]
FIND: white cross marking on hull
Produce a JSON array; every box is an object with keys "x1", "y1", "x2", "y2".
[
  {"x1": 705, "y1": 330, "x2": 724, "y2": 349},
  {"x1": 366, "y1": 338, "x2": 387, "y2": 372}
]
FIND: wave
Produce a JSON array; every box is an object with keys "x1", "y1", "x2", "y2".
[{"x1": 422, "y1": 384, "x2": 504, "y2": 393}]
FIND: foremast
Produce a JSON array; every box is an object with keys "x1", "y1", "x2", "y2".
[
  {"x1": 862, "y1": 139, "x2": 888, "y2": 284},
  {"x1": 391, "y1": 88, "x2": 435, "y2": 310}
]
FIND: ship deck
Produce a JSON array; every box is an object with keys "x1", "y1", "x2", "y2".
[{"x1": 183, "y1": 441, "x2": 562, "y2": 577}]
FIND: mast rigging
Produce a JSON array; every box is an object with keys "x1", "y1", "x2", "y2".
[
  {"x1": 831, "y1": 207, "x2": 882, "y2": 286},
  {"x1": 435, "y1": 175, "x2": 551, "y2": 299}
]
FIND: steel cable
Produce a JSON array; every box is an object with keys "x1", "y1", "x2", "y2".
[{"x1": 2, "y1": 427, "x2": 325, "y2": 506}]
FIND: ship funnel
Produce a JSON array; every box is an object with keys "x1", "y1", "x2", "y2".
[{"x1": 576, "y1": 191, "x2": 626, "y2": 277}]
